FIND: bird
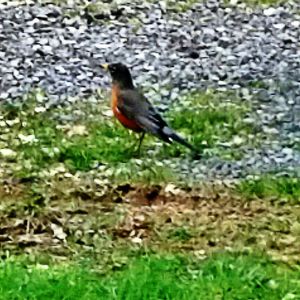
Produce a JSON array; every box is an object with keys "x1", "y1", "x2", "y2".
[{"x1": 101, "y1": 63, "x2": 198, "y2": 155}]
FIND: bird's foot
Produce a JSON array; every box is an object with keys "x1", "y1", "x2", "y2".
[{"x1": 132, "y1": 147, "x2": 142, "y2": 158}]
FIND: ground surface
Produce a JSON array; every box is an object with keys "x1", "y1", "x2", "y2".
[
  {"x1": 0, "y1": 0, "x2": 300, "y2": 299},
  {"x1": 0, "y1": 0, "x2": 299, "y2": 179}
]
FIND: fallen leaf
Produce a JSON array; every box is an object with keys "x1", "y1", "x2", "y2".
[
  {"x1": 67, "y1": 125, "x2": 87, "y2": 137},
  {"x1": 51, "y1": 224, "x2": 67, "y2": 240}
]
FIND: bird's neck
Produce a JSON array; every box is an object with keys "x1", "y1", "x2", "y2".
[{"x1": 113, "y1": 79, "x2": 134, "y2": 89}]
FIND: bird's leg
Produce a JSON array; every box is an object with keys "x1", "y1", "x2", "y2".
[{"x1": 134, "y1": 132, "x2": 145, "y2": 156}]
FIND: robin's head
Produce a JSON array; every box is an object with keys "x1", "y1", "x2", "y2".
[{"x1": 101, "y1": 63, "x2": 134, "y2": 89}]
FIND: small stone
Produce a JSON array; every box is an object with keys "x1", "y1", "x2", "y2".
[
  {"x1": 0, "y1": 149, "x2": 17, "y2": 159},
  {"x1": 34, "y1": 106, "x2": 47, "y2": 113},
  {"x1": 291, "y1": 21, "x2": 300, "y2": 27},
  {"x1": 189, "y1": 51, "x2": 199, "y2": 59},
  {"x1": 67, "y1": 125, "x2": 87, "y2": 137},
  {"x1": 263, "y1": 7, "x2": 277, "y2": 16},
  {"x1": 131, "y1": 237, "x2": 142, "y2": 244},
  {"x1": 232, "y1": 136, "x2": 244, "y2": 146},
  {"x1": 273, "y1": 23, "x2": 285, "y2": 30},
  {"x1": 18, "y1": 134, "x2": 37, "y2": 144}
]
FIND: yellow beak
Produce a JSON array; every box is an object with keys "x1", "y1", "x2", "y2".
[{"x1": 100, "y1": 63, "x2": 109, "y2": 71}]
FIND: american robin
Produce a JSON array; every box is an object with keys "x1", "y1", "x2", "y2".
[{"x1": 101, "y1": 63, "x2": 198, "y2": 154}]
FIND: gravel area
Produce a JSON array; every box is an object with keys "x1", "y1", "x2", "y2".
[{"x1": 0, "y1": 0, "x2": 299, "y2": 180}]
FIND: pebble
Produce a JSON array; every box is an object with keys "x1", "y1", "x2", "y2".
[{"x1": 0, "y1": 149, "x2": 17, "y2": 160}]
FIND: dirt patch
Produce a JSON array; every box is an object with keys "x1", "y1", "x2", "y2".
[{"x1": 0, "y1": 179, "x2": 299, "y2": 265}]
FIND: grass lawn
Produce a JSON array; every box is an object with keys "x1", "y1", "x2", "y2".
[
  {"x1": 0, "y1": 89, "x2": 257, "y2": 181},
  {"x1": 0, "y1": 89, "x2": 299, "y2": 299},
  {"x1": 237, "y1": 175, "x2": 300, "y2": 202},
  {"x1": 1, "y1": 252, "x2": 299, "y2": 300},
  {"x1": 0, "y1": 0, "x2": 298, "y2": 298}
]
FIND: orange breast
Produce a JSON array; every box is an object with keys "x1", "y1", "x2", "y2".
[{"x1": 111, "y1": 84, "x2": 142, "y2": 133}]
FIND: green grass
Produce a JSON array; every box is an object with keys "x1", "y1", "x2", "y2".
[
  {"x1": 0, "y1": 260, "x2": 105, "y2": 300},
  {"x1": 244, "y1": 0, "x2": 288, "y2": 5},
  {"x1": 248, "y1": 80, "x2": 270, "y2": 89},
  {"x1": 60, "y1": 122, "x2": 133, "y2": 170},
  {"x1": 1, "y1": 89, "x2": 258, "y2": 181},
  {"x1": 38, "y1": 0, "x2": 198, "y2": 14},
  {"x1": 237, "y1": 175, "x2": 300, "y2": 202},
  {"x1": 164, "y1": 0, "x2": 199, "y2": 12},
  {"x1": 0, "y1": 91, "x2": 181, "y2": 184},
  {"x1": 46, "y1": 0, "x2": 289, "y2": 10},
  {"x1": 1, "y1": 93, "x2": 136, "y2": 170},
  {"x1": 224, "y1": 0, "x2": 288, "y2": 6},
  {"x1": 167, "y1": 227, "x2": 194, "y2": 241},
  {"x1": 0, "y1": 252, "x2": 299, "y2": 300},
  {"x1": 163, "y1": 90, "x2": 256, "y2": 158}
]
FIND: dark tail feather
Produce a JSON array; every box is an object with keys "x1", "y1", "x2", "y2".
[
  {"x1": 170, "y1": 132, "x2": 196, "y2": 151},
  {"x1": 162, "y1": 127, "x2": 199, "y2": 155}
]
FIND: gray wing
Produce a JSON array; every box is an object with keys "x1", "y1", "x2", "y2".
[
  {"x1": 117, "y1": 89, "x2": 170, "y2": 141},
  {"x1": 117, "y1": 89, "x2": 197, "y2": 151}
]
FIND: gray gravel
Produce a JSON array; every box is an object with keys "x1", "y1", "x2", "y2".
[{"x1": 0, "y1": 0, "x2": 299, "y2": 180}]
